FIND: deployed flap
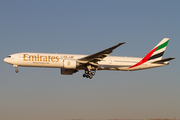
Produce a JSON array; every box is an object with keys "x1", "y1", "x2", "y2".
[
  {"x1": 77, "y1": 42, "x2": 126, "y2": 65},
  {"x1": 152, "y1": 57, "x2": 175, "y2": 64}
]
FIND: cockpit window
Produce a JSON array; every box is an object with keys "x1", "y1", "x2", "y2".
[{"x1": 7, "y1": 56, "x2": 11, "y2": 58}]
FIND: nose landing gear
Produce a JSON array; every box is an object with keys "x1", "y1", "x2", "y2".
[{"x1": 13, "y1": 65, "x2": 19, "y2": 73}]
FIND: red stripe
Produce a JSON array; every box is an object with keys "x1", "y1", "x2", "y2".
[{"x1": 129, "y1": 47, "x2": 158, "y2": 68}]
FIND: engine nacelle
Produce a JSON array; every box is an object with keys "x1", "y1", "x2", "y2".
[
  {"x1": 61, "y1": 68, "x2": 78, "y2": 75},
  {"x1": 63, "y1": 59, "x2": 77, "y2": 69}
]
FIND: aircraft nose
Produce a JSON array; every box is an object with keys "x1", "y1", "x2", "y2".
[{"x1": 4, "y1": 58, "x2": 7, "y2": 62}]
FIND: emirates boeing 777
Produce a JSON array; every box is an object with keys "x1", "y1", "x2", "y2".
[{"x1": 4, "y1": 38, "x2": 175, "y2": 79}]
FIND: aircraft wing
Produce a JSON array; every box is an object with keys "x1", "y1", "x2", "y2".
[{"x1": 77, "y1": 42, "x2": 126, "y2": 66}]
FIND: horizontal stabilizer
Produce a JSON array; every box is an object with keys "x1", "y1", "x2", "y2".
[{"x1": 152, "y1": 57, "x2": 175, "y2": 64}]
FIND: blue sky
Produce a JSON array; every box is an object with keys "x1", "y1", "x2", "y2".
[{"x1": 0, "y1": 0, "x2": 180, "y2": 120}]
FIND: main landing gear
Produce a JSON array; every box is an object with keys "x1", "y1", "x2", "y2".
[
  {"x1": 13, "y1": 65, "x2": 19, "y2": 73},
  {"x1": 83, "y1": 64, "x2": 97, "y2": 79},
  {"x1": 83, "y1": 70, "x2": 96, "y2": 79}
]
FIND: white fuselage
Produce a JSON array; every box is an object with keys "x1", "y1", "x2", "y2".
[{"x1": 4, "y1": 52, "x2": 167, "y2": 71}]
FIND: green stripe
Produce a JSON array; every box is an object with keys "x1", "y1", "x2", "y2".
[{"x1": 155, "y1": 40, "x2": 169, "y2": 51}]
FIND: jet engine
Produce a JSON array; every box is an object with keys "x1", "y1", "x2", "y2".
[{"x1": 61, "y1": 68, "x2": 78, "y2": 75}]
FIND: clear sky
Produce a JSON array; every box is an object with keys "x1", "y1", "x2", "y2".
[{"x1": 0, "y1": 0, "x2": 180, "y2": 120}]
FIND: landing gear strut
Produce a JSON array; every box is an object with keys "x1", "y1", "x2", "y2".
[
  {"x1": 13, "y1": 65, "x2": 19, "y2": 73},
  {"x1": 83, "y1": 64, "x2": 97, "y2": 79}
]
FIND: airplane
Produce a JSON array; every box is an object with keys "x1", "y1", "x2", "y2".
[{"x1": 4, "y1": 38, "x2": 175, "y2": 79}]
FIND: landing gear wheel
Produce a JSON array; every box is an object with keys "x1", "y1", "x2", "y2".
[
  {"x1": 83, "y1": 69, "x2": 96, "y2": 79},
  {"x1": 83, "y1": 74, "x2": 86, "y2": 77},
  {"x1": 86, "y1": 75, "x2": 89, "y2": 78},
  {"x1": 15, "y1": 69, "x2": 19, "y2": 73},
  {"x1": 91, "y1": 72, "x2": 95, "y2": 76},
  {"x1": 85, "y1": 71, "x2": 88, "y2": 74}
]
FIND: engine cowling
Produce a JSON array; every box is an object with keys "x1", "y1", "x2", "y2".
[
  {"x1": 63, "y1": 59, "x2": 77, "y2": 69},
  {"x1": 61, "y1": 68, "x2": 78, "y2": 75}
]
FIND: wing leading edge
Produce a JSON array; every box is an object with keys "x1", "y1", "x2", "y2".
[{"x1": 77, "y1": 42, "x2": 126, "y2": 66}]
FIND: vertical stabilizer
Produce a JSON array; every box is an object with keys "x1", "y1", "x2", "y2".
[
  {"x1": 148, "y1": 38, "x2": 169, "y2": 62},
  {"x1": 129, "y1": 38, "x2": 169, "y2": 68}
]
